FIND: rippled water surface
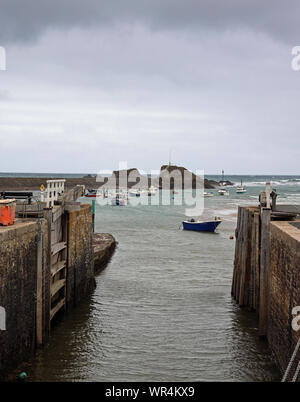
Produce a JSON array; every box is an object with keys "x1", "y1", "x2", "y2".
[{"x1": 25, "y1": 182, "x2": 286, "y2": 382}]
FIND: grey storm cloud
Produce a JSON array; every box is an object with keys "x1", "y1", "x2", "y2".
[
  {"x1": 0, "y1": 0, "x2": 300, "y2": 43},
  {"x1": 1, "y1": 0, "x2": 300, "y2": 174}
]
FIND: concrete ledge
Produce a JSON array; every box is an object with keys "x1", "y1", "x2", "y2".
[
  {"x1": 271, "y1": 220, "x2": 300, "y2": 244},
  {"x1": 0, "y1": 219, "x2": 39, "y2": 241},
  {"x1": 63, "y1": 201, "x2": 81, "y2": 212},
  {"x1": 93, "y1": 233, "x2": 117, "y2": 274}
]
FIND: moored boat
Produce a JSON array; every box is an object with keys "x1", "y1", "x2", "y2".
[
  {"x1": 236, "y1": 180, "x2": 247, "y2": 193},
  {"x1": 182, "y1": 217, "x2": 222, "y2": 232},
  {"x1": 129, "y1": 189, "x2": 141, "y2": 197},
  {"x1": 111, "y1": 197, "x2": 127, "y2": 206},
  {"x1": 85, "y1": 189, "x2": 98, "y2": 197},
  {"x1": 218, "y1": 189, "x2": 229, "y2": 196}
]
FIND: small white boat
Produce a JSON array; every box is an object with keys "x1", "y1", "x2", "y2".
[
  {"x1": 218, "y1": 189, "x2": 229, "y2": 196},
  {"x1": 129, "y1": 189, "x2": 141, "y2": 197},
  {"x1": 147, "y1": 186, "x2": 157, "y2": 196},
  {"x1": 236, "y1": 180, "x2": 247, "y2": 193},
  {"x1": 111, "y1": 197, "x2": 127, "y2": 206},
  {"x1": 111, "y1": 192, "x2": 127, "y2": 206},
  {"x1": 204, "y1": 191, "x2": 214, "y2": 197}
]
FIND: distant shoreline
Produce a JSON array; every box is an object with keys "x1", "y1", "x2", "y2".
[{"x1": 0, "y1": 176, "x2": 231, "y2": 191}]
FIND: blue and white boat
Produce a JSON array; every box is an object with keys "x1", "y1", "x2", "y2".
[{"x1": 182, "y1": 218, "x2": 222, "y2": 232}]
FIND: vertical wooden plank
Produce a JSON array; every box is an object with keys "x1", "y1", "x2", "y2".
[
  {"x1": 233, "y1": 207, "x2": 242, "y2": 301},
  {"x1": 43, "y1": 209, "x2": 53, "y2": 337},
  {"x1": 254, "y1": 211, "x2": 260, "y2": 311},
  {"x1": 250, "y1": 209, "x2": 256, "y2": 309},
  {"x1": 36, "y1": 222, "x2": 44, "y2": 345},
  {"x1": 259, "y1": 207, "x2": 271, "y2": 337},
  {"x1": 239, "y1": 208, "x2": 249, "y2": 306},
  {"x1": 235, "y1": 207, "x2": 244, "y2": 303},
  {"x1": 232, "y1": 206, "x2": 241, "y2": 298},
  {"x1": 243, "y1": 208, "x2": 254, "y2": 307}
]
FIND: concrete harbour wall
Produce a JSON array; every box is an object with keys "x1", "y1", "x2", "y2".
[
  {"x1": 232, "y1": 206, "x2": 300, "y2": 377},
  {"x1": 0, "y1": 221, "x2": 47, "y2": 375},
  {"x1": 0, "y1": 198, "x2": 116, "y2": 379}
]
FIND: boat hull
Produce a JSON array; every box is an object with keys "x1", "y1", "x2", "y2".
[
  {"x1": 182, "y1": 220, "x2": 221, "y2": 232},
  {"x1": 111, "y1": 199, "x2": 127, "y2": 206},
  {"x1": 129, "y1": 192, "x2": 141, "y2": 197}
]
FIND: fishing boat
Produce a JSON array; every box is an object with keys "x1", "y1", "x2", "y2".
[
  {"x1": 129, "y1": 189, "x2": 141, "y2": 197},
  {"x1": 110, "y1": 191, "x2": 127, "y2": 206},
  {"x1": 111, "y1": 197, "x2": 127, "y2": 206},
  {"x1": 204, "y1": 191, "x2": 214, "y2": 197},
  {"x1": 182, "y1": 217, "x2": 222, "y2": 232},
  {"x1": 218, "y1": 189, "x2": 229, "y2": 196},
  {"x1": 236, "y1": 180, "x2": 247, "y2": 193},
  {"x1": 85, "y1": 189, "x2": 98, "y2": 198}
]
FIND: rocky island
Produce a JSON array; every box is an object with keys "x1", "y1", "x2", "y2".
[{"x1": 0, "y1": 166, "x2": 233, "y2": 191}]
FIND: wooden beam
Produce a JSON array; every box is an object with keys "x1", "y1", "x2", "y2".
[
  {"x1": 50, "y1": 298, "x2": 65, "y2": 321},
  {"x1": 51, "y1": 260, "x2": 66, "y2": 277},
  {"x1": 239, "y1": 208, "x2": 249, "y2": 306},
  {"x1": 259, "y1": 207, "x2": 271, "y2": 337},
  {"x1": 50, "y1": 279, "x2": 66, "y2": 297},
  {"x1": 51, "y1": 241, "x2": 66, "y2": 256}
]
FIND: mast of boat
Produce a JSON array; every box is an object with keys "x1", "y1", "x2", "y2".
[
  {"x1": 169, "y1": 148, "x2": 173, "y2": 166},
  {"x1": 222, "y1": 169, "x2": 224, "y2": 182}
]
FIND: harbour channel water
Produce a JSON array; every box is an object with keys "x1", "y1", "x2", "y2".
[{"x1": 22, "y1": 175, "x2": 300, "y2": 381}]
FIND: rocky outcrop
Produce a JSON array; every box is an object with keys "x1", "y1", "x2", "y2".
[
  {"x1": 159, "y1": 165, "x2": 224, "y2": 189},
  {"x1": 111, "y1": 168, "x2": 149, "y2": 189},
  {"x1": 218, "y1": 180, "x2": 233, "y2": 186}
]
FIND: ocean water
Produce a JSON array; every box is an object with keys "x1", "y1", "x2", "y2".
[{"x1": 13, "y1": 175, "x2": 300, "y2": 382}]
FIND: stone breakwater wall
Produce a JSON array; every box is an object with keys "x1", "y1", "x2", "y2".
[
  {"x1": 93, "y1": 233, "x2": 117, "y2": 274},
  {"x1": 232, "y1": 206, "x2": 300, "y2": 377},
  {"x1": 66, "y1": 205, "x2": 96, "y2": 309},
  {"x1": 0, "y1": 203, "x2": 116, "y2": 379}
]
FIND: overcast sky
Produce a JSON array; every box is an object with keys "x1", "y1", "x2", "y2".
[{"x1": 1, "y1": 0, "x2": 300, "y2": 174}]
